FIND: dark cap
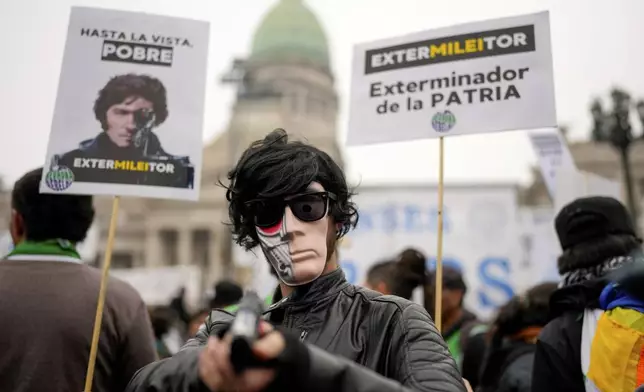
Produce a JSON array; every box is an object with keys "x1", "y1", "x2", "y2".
[
  {"x1": 428, "y1": 266, "x2": 467, "y2": 292},
  {"x1": 555, "y1": 196, "x2": 637, "y2": 251},
  {"x1": 211, "y1": 280, "x2": 243, "y2": 308}
]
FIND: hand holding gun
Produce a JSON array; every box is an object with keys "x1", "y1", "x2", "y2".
[
  {"x1": 198, "y1": 292, "x2": 306, "y2": 392},
  {"x1": 229, "y1": 291, "x2": 276, "y2": 373}
]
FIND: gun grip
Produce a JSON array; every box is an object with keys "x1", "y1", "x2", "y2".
[
  {"x1": 230, "y1": 336, "x2": 279, "y2": 374},
  {"x1": 230, "y1": 337, "x2": 253, "y2": 374}
]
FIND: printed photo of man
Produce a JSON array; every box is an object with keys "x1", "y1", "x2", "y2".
[{"x1": 53, "y1": 74, "x2": 194, "y2": 189}]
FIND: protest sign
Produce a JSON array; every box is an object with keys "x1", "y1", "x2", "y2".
[
  {"x1": 39, "y1": 7, "x2": 210, "y2": 391},
  {"x1": 529, "y1": 129, "x2": 576, "y2": 198},
  {"x1": 347, "y1": 11, "x2": 556, "y2": 145},
  {"x1": 347, "y1": 11, "x2": 557, "y2": 330},
  {"x1": 40, "y1": 6, "x2": 209, "y2": 201}
]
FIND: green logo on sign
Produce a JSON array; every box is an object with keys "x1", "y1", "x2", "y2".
[
  {"x1": 432, "y1": 110, "x2": 456, "y2": 132},
  {"x1": 45, "y1": 166, "x2": 74, "y2": 191}
]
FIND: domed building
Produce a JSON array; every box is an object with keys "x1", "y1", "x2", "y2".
[{"x1": 88, "y1": 0, "x2": 341, "y2": 291}]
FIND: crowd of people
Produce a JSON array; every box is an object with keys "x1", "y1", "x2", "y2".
[{"x1": 1, "y1": 129, "x2": 644, "y2": 391}]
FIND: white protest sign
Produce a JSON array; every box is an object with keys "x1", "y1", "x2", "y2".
[
  {"x1": 348, "y1": 11, "x2": 556, "y2": 145},
  {"x1": 555, "y1": 169, "x2": 623, "y2": 212},
  {"x1": 40, "y1": 7, "x2": 209, "y2": 200},
  {"x1": 528, "y1": 129, "x2": 576, "y2": 198}
]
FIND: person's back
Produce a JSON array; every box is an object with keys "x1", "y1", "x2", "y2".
[
  {"x1": 478, "y1": 282, "x2": 558, "y2": 392},
  {"x1": 0, "y1": 168, "x2": 157, "y2": 392},
  {"x1": 532, "y1": 196, "x2": 642, "y2": 392}
]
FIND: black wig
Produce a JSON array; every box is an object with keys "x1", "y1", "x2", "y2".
[{"x1": 224, "y1": 129, "x2": 358, "y2": 250}]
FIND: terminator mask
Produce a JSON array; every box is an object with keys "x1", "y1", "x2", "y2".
[{"x1": 252, "y1": 182, "x2": 335, "y2": 286}]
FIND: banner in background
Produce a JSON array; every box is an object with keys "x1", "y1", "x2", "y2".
[
  {"x1": 110, "y1": 265, "x2": 202, "y2": 311},
  {"x1": 348, "y1": 11, "x2": 556, "y2": 145},
  {"x1": 529, "y1": 129, "x2": 576, "y2": 198},
  {"x1": 40, "y1": 6, "x2": 209, "y2": 200},
  {"x1": 338, "y1": 184, "x2": 521, "y2": 319},
  {"x1": 555, "y1": 169, "x2": 623, "y2": 212},
  {"x1": 518, "y1": 207, "x2": 561, "y2": 284}
]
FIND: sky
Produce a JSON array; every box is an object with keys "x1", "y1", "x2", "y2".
[{"x1": 1, "y1": 0, "x2": 644, "y2": 188}]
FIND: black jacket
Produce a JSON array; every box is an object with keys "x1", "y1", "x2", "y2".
[
  {"x1": 55, "y1": 132, "x2": 194, "y2": 189},
  {"x1": 478, "y1": 340, "x2": 535, "y2": 392},
  {"x1": 531, "y1": 279, "x2": 606, "y2": 392},
  {"x1": 444, "y1": 310, "x2": 487, "y2": 390},
  {"x1": 126, "y1": 269, "x2": 466, "y2": 392}
]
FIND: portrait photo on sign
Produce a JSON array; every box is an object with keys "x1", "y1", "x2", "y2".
[{"x1": 41, "y1": 6, "x2": 210, "y2": 201}]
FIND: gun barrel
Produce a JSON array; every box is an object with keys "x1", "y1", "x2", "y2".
[{"x1": 229, "y1": 291, "x2": 265, "y2": 373}]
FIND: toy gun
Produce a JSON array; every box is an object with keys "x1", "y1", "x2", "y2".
[
  {"x1": 229, "y1": 290, "x2": 273, "y2": 374},
  {"x1": 132, "y1": 108, "x2": 156, "y2": 156}
]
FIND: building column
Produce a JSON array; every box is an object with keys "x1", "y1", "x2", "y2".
[
  {"x1": 178, "y1": 229, "x2": 191, "y2": 265},
  {"x1": 206, "y1": 227, "x2": 227, "y2": 285},
  {"x1": 144, "y1": 228, "x2": 163, "y2": 268}
]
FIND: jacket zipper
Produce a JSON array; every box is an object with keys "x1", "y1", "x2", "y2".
[{"x1": 300, "y1": 330, "x2": 308, "y2": 341}]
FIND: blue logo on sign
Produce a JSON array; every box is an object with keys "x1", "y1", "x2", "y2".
[
  {"x1": 45, "y1": 166, "x2": 74, "y2": 191},
  {"x1": 432, "y1": 110, "x2": 456, "y2": 132}
]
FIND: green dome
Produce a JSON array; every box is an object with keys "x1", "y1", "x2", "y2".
[{"x1": 250, "y1": 0, "x2": 330, "y2": 68}]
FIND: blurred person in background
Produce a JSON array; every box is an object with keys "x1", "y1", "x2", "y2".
[
  {"x1": 187, "y1": 308, "x2": 210, "y2": 338},
  {"x1": 127, "y1": 129, "x2": 466, "y2": 392},
  {"x1": 169, "y1": 287, "x2": 190, "y2": 327},
  {"x1": 363, "y1": 259, "x2": 396, "y2": 294},
  {"x1": 0, "y1": 168, "x2": 156, "y2": 392},
  {"x1": 532, "y1": 196, "x2": 642, "y2": 392},
  {"x1": 425, "y1": 263, "x2": 488, "y2": 389},
  {"x1": 477, "y1": 281, "x2": 558, "y2": 392},
  {"x1": 365, "y1": 248, "x2": 483, "y2": 389},
  {"x1": 149, "y1": 306, "x2": 177, "y2": 359},
  {"x1": 210, "y1": 279, "x2": 243, "y2": 309},
  {"x1": 169, "y1": 280, "x2": 244, "y2": 337},
  {"x1": 363, "y1": 249, "x2": 426, "y2": 300}
]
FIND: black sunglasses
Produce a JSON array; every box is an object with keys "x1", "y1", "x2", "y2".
[{"x1": 246, "y1": 191, "x2": 337, "y2": 228}]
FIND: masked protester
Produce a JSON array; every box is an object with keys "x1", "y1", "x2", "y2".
[
  {"x1": 126, "y1": 129, "x2": 466, "y2": 392},
  {"x1": 532, "y1": 196, "x2": 642, "y2": 392}
]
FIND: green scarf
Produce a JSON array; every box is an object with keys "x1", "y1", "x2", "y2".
[
  {"x1": 224, "y1": 293, "x2": 274, "y2": 314},
  {"x1": 7, "y1": 239, "x2": 81, "y2": 259}
]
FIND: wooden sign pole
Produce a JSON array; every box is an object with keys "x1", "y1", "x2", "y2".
[
  {"x1": 84, "y1": 196, "x2": 120, "y2": 392},
  {"x1": 434, "y1": 137, "x2": 445, "y2": 332}
]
